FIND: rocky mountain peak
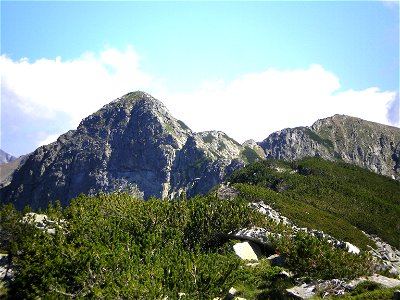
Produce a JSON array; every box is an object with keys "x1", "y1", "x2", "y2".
[
  {"x1": 259, "y1": 115, "x2": 400, "y2": 179},
  {"x1": 0, "y1": 92, "x2": 245, "y2": 209},
  {"x1": 77, "y1": 91, "x2": 190, "y2": 147},
  {"x1": 2, "y1": 92, "x2": 399, "y2": 210}
]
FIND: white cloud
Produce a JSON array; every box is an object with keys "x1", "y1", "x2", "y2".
[
  {"x1": 381, "y1": 0, "x2": 399, "y2": 9},
  {"x1": 1, "y1": 49, "x2": 397, "y2": 154},
  {"x1": 157, "y1": 64, "x2": 397, "y2": 143},
  {"x1": 37, "y1": 133, "x2": 61, "y2": 148},
  {"x1": 1, "y1": 46, "x2": 153, "y2": 127}
]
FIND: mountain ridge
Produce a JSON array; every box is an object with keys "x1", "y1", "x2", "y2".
[
  {"x1": 0, "y1": 91, "x2": 248, "y2": 209},
  {"x1": 1, "y1": 91, "x2": 399, "y2": 210},
  {"x1": 259, "y1": 114, "x2": 400, "y2": 179}
]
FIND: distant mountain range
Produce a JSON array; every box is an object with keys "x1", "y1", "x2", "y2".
[
  {"x1": 1, "y1": 91, "x2": 399, "y2": 210},
  {"x1": 0, "y1": 149, "x2": 16, "y2": 165}
]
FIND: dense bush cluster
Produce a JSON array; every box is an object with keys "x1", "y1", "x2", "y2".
[
  {"x1": 273, "y1": 230, "x2": 374, "y2": 280},
  {"x1": 0, "y1": 193, "x2": 267, "y2": 299},
  {"x1": 229, "y1": 157, "x2": 400, "y2": 249}
]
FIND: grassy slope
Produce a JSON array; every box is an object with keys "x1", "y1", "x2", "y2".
[{"x1": 229, "y1": 157, "x2": 400, "y2": 249}]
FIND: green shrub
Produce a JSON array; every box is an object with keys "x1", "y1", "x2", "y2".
[
  {"x1": 229, "y1": 158, "x2": 400, "y2": 249},
  {"x1": 1, "y1": 193, "x2": 266, "y2": 299},
  {"x1": 229, "y1": 258, "x2": 286, "y2": 299},
  {"x1": 350, "y1": 280, "x2": 383, "y2": 295},
  {"x1": 273, "y1": 230, "x2": 374, "y2": 280}
]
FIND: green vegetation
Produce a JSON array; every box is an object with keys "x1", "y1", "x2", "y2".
[
  {"x1": 0, "y1": 194, "x2": 268, "y2": 299},
  {"x1": 0, "y1": 190, "x2": 377, "y2": 299},
  {"x1": 221, "y1": 132, "x2": 242, "y2": 147},
  {"x1": 202, "y1": 133, "x2": 215, "y2": 143},
  {"x1": 273, "y1": 230, "x2": 373, "y2": 280},
  {"x1": 229, "y1": 158, "x2": 400, "y2": 249},
  {"x1": 304, "y1": 128, "x2": 334, "y2": 149},
  {"x1": 217, "y1": 141, "x2": 227, "y2": 151},
  {"x1": 165, "y1": 124, "x2": 174, "y2": 135},
  {"x1": 241, "y1": 146, "x2": 262, "y2": 164},
  {"x1": 1, "y1": 157, "x2": 397, "y2": 298},
  {"x1": 228, "y1": 258, "x2": 289, "y2": 299}
]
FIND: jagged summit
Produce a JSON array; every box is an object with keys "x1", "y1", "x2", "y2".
[
  {"x1": 77, "y1": 91, "x2": 191, "y2": 148},
  {"x1": 0, "y1": 92, "x2": 249, "y2": 209}
]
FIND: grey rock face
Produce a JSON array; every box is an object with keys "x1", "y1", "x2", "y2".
[
  {"x1": 366, "y1": 233, "x2": 400, "y2": 276},
  {"x1": 170, "y1": 132, "x2": 245, "y2": 198},
  {"x1": 0, "y1": 92, "x2": 247, "y2": 210},
  {"x1": 259, "y1": 115, "x2": 400, "y2": 179},
  {"x1": 2, "y1": 93, "x2": 398, "y2": 210}
]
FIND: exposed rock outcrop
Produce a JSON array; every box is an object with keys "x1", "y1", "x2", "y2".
[
  {"x1": 1, "y1": 92, "x2": 398, "y2": 210},
  {"x1": 259, "y1": 115, "x2": 400, "y2": 179},
  {"x1": 366, "y1": 232, "x2": 400, "y2": 276},
  {"x1": 233, "y1": 241, "x2": 261, "y2": 261},
  {"x1": 0, "y1": 92, "x2": 253, "y2": 209}
]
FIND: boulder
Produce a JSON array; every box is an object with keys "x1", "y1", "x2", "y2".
[
  {"x1": 286, "y1": 283, "x2": 315, "y2": 299},
  {"x1": 227, "y1": 287, "x2": 237, "y2": 299},
  {"x1": 345, "y1": 242, "x2": 360, "y2": 254},
  {"x1": 233, "y1": 241, "x2": 260, "y2": 261}
]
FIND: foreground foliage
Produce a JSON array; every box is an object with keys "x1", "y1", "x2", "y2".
[
  {"x1": 274, "y1": 230, "x2": 374, "y2": 280},
  {"x1": 1, "y1": 193, "x2": 268, "y2": 299},
  {"x1": 1, "y1": 156, "x2": 392, "y2": 299}
]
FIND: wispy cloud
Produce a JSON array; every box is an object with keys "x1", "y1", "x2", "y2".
[{"x1": 381, "y1": 0, "x2": 399, "y2": 9}]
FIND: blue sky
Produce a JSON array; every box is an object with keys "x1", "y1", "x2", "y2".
[{"x1": 1, "y1": 1, "x2": 399, "y2": 156}]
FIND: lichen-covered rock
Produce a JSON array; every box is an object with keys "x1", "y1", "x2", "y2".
[{"x1": 259, "y1": 115, "x2": 400, "y2": 179}]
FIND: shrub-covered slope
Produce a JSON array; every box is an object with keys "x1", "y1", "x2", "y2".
[
  {"x1": 1, "y1": 158, "x2": 399, "y2": 299},
  {"x1": 229, "y1": 157, "x2": 400, "y2": 249},
  {"x1": 0, "y1": 191, "x2": 377, "y2": 299},
  {"x1": 0, "y1": 194, "x2": 267, "y2": 299}
]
